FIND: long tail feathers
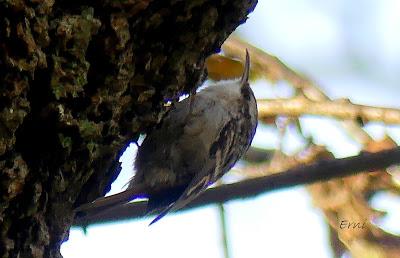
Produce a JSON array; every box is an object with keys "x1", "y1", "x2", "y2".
[{"x1": 74, "y1": 186, "x2": 145, "y2": 214}]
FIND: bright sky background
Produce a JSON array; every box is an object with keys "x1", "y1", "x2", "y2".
[{"x1": 62, "y1": 0, "x2": 400, "y2": 257}]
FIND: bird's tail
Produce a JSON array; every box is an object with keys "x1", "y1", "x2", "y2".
[{"x1": 74, "y1": 185, "x2": 146, "y2": 214}]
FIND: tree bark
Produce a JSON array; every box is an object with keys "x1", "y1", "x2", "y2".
[{"x1": 0, "y1": 1, "x2": 257, "y2": 257}]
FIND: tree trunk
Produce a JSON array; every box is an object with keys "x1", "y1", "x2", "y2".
[{"x1": 0, "y1": 1, "x2": 257, "y2": 257}]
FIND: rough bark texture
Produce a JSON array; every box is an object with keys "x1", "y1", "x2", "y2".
[{"x1": 0, "y1": 0, "x2": 257, "y2": 257}]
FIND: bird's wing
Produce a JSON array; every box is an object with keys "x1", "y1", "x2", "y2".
[
  {"x1": 148, "y1": 165, "x2": 218, "y2": 225},
  {"x1": 148, "y1": 101, "x2": 234, "y2": 225}
]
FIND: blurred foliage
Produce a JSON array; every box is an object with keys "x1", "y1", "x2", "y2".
[{"x1": 206, "y1": 54, "x2": 244, "y2": 81}]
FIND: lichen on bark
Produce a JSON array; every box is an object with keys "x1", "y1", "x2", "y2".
[{"x1": 0, "y1": 0, "x2": 257, "y2": 257}]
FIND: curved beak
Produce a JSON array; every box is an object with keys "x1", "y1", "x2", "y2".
[{"x1": 240, "y1": 49, "x2": 250, "y2": 87}]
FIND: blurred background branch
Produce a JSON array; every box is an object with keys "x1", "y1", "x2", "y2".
[
  {"x1": 73, "y1": 147, "x2": 400, "y2": 226},
  {"x1": 257, "y1": 97, "x2": 400, "y2": 125}
]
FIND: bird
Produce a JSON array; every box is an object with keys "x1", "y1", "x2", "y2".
[{"x1": 75, "y1": 50, "x2": 258, "y2": 224}]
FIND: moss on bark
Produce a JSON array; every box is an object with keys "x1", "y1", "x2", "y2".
[{"x1": 0, "y1": 0, "x2": 257, "y2": 257}]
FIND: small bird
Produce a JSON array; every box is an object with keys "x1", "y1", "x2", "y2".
[{"x1": 75, "y1": 50, "x2": 258, "y2": 224}]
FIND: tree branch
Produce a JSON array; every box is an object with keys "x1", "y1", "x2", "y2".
[
  {"x1": 258, "y1": 97, "x2": 400, "y2": 124},
  {"x1": 73, "y1": 147, "x2": 400, "y2": 226}
]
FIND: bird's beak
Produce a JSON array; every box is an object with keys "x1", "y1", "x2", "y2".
[{"x1": 240, "y1": 49, "x2": 250, "y2": 87}]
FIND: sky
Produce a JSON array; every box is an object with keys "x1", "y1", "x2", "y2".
[{"x1": 62, "y1": 1, "x2": 400, "y2": 257}]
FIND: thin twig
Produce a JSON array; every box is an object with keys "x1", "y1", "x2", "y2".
[
  {"x1": 215, "y1": 180, "x2": 231, "y2": 258},
  {"x1": 257, "y1": 97, "x2": 400, "y2": 124},
  {"x1": 73, "y1": 147, "x2": 400, "y2": 226},
  {"x1": 218, "y1": 203, "x2": 231, "y2": 258}
]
